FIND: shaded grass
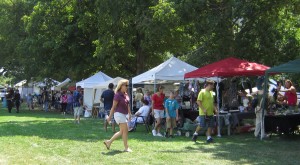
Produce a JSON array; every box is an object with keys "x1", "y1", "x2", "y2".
[{"x1": 0, "y1": 104, "x2": 299, "y2": 165}]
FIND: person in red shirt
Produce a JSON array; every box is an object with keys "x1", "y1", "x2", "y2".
[
  {"x1": 280, "y1": 79, "x2": 298, "y2": 112},
  {"x1": 151, "y1": 86, "x2": 165, "y2": 137}
]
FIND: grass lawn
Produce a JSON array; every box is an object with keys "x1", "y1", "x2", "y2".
[{"x1": 0, "y1": 103, "x2": 299, "y2": 165}]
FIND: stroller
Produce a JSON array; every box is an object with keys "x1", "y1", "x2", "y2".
[{"x1": 177, "y1": 118, "x2": 198, "y2": 137}]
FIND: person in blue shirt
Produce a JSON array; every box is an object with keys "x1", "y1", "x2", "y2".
[
  {"x1": 164, "y1": 91, "x2": 179, "y2": 138},
  {"x1": 101, "y1": 83, "x2": 115, "y2": 132},
  {"x1": 73, "y1": 86, "x2": 83, "y2": 124}
]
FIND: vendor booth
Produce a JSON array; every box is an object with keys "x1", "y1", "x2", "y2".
[
  {"x1": 262, "y1": 58, "x2": 300, "y2": 138},
  {"x1": 132, "y1": 56, "x2": 197, "y2": 101},
  {"x1": 185, "y1": 57, "x2": 270, "y2": 136},
  {"x1": 132, "y1": 56, "x2": 197, "y2": 104},
  {"x1": 76, "y1": 71, "x2": 112, "y2": 107},
  {"x1": 131, "y1": 56, "x2": 197, "y2": 126}
]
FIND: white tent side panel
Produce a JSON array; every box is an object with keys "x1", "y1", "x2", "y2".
[
  {"x1": 84, "y1": 88, "x2": 94, "y2": 108},
  {"x1": 76, "y1": 71, "x2": 112, "y2": 107},
  {"x1": 92, "y1": 77, "x2": 124, "y2": 105}
]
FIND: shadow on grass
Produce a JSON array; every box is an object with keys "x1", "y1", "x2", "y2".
[
  {"x1": 101, "y1": 150, "x2": 124, "y2": 156},
  {"x1": 0, "y1": 107, "x2": 73, "y2": 119},
  {"x1": 157, "y1": 134, "x2": 300, "y2": 164}
]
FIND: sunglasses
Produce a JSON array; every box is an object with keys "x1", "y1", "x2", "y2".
[{"x1": 123, "y1": 84, "x2": 129, "y2": 87}]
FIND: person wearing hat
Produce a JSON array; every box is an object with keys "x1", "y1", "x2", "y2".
[
  {"x1": 192, "y1": 80, "x2": 217, "y2": 143},
  {"x1": 127, "y1": 99, "x2": 150, "y2": 131}
]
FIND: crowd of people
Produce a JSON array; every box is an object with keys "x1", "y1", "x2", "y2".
[
  {"x1": 1, "y1": 77, "x2": 298, "y2": 152},
  {"x1": 2, "y1": 88, "x2": 21, "y2": 113},
  {"x1": 1, "y1": 87, "x2": 81, "y2": 117}
]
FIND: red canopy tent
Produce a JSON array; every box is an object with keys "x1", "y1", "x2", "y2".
[
  {"x1": 184, "y1": 57, "x2": 270, "y2": 137},
  {"x1": 184, "y1": 57, "x2": 270, "y2": 78}
]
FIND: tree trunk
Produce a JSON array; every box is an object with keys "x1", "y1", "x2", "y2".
[{"x1": 135, "y1": 31, "x2": 145, "y2": 74}]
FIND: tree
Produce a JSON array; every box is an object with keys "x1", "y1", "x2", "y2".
[
  {"x1": 20, "y1": 0, "x2": 100, "y2": 81},
  {"x1": 93, "y1": 0, "x2": 192, "y2": 75},
  {"x1": 175, "y1": 0, "x2": 300, "y2": 67},
  {"x1": 0, "y1": 0, "x2": 37, "y2": 81},
  {"x1": 0, "y1": 0, "x2": 299, "y2": 83}
]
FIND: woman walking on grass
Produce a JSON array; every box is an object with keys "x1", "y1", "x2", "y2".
[{"x1": 103, "y1": 79, "x2": 132, "y2": 152}]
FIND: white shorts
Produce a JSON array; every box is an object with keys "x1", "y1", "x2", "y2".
[
  {"x1": 154, "y1": 109, "x2": 164, "y2": 119},
  {"x1": 114, "y1": 112, "x2": 128, "y2": 124},
  {"x1": 74, "y1": 106, "x2": 83, "y2": 117}
]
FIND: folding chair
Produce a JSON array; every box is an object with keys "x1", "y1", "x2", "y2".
[{"x1": 134, "y1": 112, "x2": 151, "y2": 132}]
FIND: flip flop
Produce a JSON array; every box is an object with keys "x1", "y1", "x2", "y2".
[{"x1": 103, "y1": 141, "x2": 110, "y2": 150}]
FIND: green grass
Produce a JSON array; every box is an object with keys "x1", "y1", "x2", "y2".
[{"x1": 0, "y1": 103, "x2": 299, "y2": 165}]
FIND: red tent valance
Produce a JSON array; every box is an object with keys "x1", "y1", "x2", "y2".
[{"x1": 184, "y1": 57, "x2": 270, "y2": 78}]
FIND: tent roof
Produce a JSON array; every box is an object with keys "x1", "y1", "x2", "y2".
[
  {"x1": 76, "y1": 71, "x2": 112, "y2": 88},
  {"x1": 14, "y1": 80, "x2": 27, "y2": 87},
  {"x1": 266, "y1": 58, "x2": 300, "y2": 74},
  {"x1": 93, "y1": 77, "x2": 123, "y2": 89},
  {"x1": 132, "y1": 56, "x2": 197, "y2": 84},
  {"x1": 184, "y1": 57, "x2": 270, "y2": 78},
  {"x1": 51, "y1": 78, "x2": 71, "y2": 91}
]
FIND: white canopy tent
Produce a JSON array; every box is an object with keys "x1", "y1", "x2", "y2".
[
  {"x1": 132, "y1": 56, "x2": 197, "y2": 84},
  {"x1": 131, "y1": 56, "x2": 197, "y2": 112},
  {"x1": 14, "y1": 80, "x2": 27, "y2": 87},
  {"x1": 51, "y1": 78, "x2": 71, "y2": 91},
  {"x1": 92, "y1": 77, "x2": 124, "y2": 105},
  {"x1": 76, "y1": 71, "x2": 112, "y2": 107},
  {"x1": 76, "y1": 71, "x2": 112, "y2": 88}
]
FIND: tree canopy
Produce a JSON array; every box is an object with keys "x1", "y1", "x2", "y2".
[{"x1": 0, "y1": 0, "x2": 299, "y2": 84}]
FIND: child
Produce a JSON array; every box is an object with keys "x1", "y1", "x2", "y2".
[{"x1": 164, "y1": 91, "x2": 179, "y2": 138}]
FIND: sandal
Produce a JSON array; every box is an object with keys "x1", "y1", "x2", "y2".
[
  {"x1": 103, "y1": 141, "x2": 110, "y2": 150},
  {"x1": 123, "y1": 148, "x2": 132, "y2": 152}
]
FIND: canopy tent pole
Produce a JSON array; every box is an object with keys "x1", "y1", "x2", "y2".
[
  {"x1": 261, "y1": 74, "x2": 269, "y2": 140},
  {"x1": 130, "y1": 79, "x2": 133, "y2": 113},
  {"x1": 216, "y1": 78, "x2": 221, "y2": 137},
  {"x1": 154, "y1": 74, "x2": 157, "y2": 93}
]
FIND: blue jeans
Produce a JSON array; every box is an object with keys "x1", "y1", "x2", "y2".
[
  {"x1": 44, "y1": 101, "x2": 49, "y2": 112},
  {"x1": 66, "y1": 103, "x2": 73, "y2": 113}
]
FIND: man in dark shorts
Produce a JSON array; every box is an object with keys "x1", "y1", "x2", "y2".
[
  {"x1": 101, "y1": 83, "x2": 115, "y2": 132},
  {"x1": 192, "y1": 80, "x2": 217, "y2": 143}
]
